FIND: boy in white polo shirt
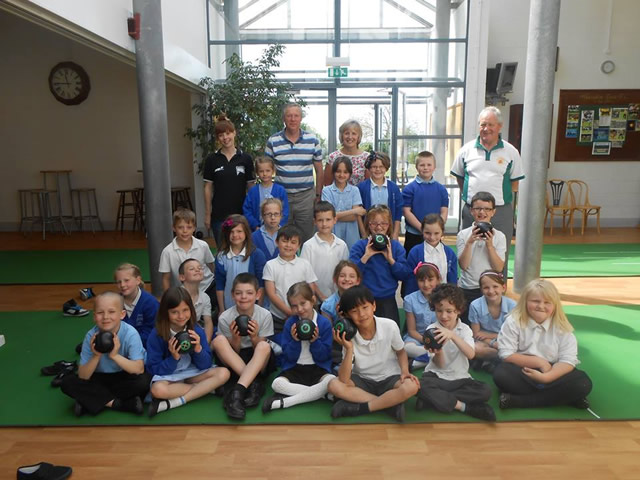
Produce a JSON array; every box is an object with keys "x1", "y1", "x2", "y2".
[
  {"x1": 327, "y1": 285, "x2": 420, "y2": 422},
  {"x1": 415, "y1": 283, "x2": 495, "y2": 421},
  {"x1": 300, "y1": 201, "x2": 349, "y2": 302},
  {"x1": 456, "y1": 191, "x2": 506, "y2": 324},
  {"x1": 263, "y1": 225, "x2": 319, "y2": 333}
]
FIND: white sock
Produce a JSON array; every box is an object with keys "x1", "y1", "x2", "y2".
[
  {"x1": 156, "y1": 396, "x2": 186, "y2": 413},
  {"x1": 404, "y1": 342, "x2": 429, "y2": 359},
  {"x1": 272, "y1": 375, "x2": 336, "y2": 410},
  {"x1": 272, "y1": 376, "x2": 308, "y2": 396}
]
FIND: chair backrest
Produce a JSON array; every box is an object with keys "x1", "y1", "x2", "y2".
[
  {"x1": 548, "y1": 179, "x2": 566, "y2": 206},
  {"x1": 567, "y1": 180, "x2": 590, "y2": 207}
]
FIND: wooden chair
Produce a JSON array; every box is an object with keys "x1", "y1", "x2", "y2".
[
  {"x1": 544, "y1": 179, "x2": 571, "y2": 235},
  {"x1": 567, "y1": 179, "x2": 601, "y2": 235}
]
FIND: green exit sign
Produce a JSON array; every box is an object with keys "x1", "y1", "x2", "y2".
[{"x1": 328, "y1": 66, "x2": 348, "y2": 78}]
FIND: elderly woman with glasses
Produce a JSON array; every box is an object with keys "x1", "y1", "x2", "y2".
[{"x1": 323, "y1": 120, "x2": 369, "y2": 187}]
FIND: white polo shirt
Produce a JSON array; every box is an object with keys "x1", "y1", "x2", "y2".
[
  {"x1": 262, "y1": 255, "x2": 318, "y2": 319},
  {"x1": 300, "y1": 233, "x2": 349, "y2": 298},
  {"x1": 456, "y1": 224, "x2": 506, "y2": 289},
  {"x1": 424, "y1": 319, "x2": 474, "y2": 381},
  {"x1": 450, "y1": 136, "x2": 525, "y2": 206},
  {"x1": 351, "y1": 316, "x2": 404, "y2": 382},
  {"x1": 497, "y1": 315, "x2": 579, "y2": 366},
  {"x1": 158, "y1": 237, "x2": 215, "y2": 293},
  {"x1": 218, "y1": 304, "x2": 274, "y2": 350}
]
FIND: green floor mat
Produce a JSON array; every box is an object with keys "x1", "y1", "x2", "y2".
[{"x1": 1, "y1": 305, "x2": 637, "y2": 427}]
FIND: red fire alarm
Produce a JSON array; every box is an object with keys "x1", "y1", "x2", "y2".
[{"x1": 127, "y1": 13, "x2": 140, "y2": 40}]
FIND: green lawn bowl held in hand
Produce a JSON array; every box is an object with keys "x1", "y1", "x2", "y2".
[
  {"x1": 173, "y1": 330, "x2": 194, "y2": 354},
  {"x1": 295, "y1": 318, "x2": 315, "y2": 341},
  {"x1": 371, "y1": 234, "x2": 388, "y2": 251},
  {"x1": 333, "y1": 316, "x2": 357, "y2": 341}
]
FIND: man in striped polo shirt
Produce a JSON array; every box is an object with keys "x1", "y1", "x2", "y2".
[{"x1": 265, "y1": 103, "x2": 323, "y2": 243}]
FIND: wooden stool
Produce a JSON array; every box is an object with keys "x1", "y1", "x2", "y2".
[
  {"x1": 72, "y1": 188, "x2": 104, "y2": 233},
  {"x1": 134, "y1": 187, "x2": 146, "y2": 233},
  {"x1": 18, "y1": 189, "x2": 67, "y2": 239},
  {"x1": 115, "y1": 189, "x2": 141, "y2": 233},
  {"x1": 171, "y1": 187, "x2": 193, "y2": 212}
]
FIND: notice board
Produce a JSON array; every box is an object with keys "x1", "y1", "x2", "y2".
[{"x1": 555, "y1": 89, "x2": 640, "y2": 161}]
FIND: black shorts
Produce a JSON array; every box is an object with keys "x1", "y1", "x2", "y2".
[
  {"x1": 351, "y1": 374, "x2": 401, "y2": 396},
  {"x1": 279, "y1": 364, "x2": 331, "y2": 386},
  {"x1": 215, "y1": 344, "x2": 277, "y2": 379}
]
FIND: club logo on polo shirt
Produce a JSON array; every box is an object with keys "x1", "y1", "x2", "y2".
[
  {"x1": 215, "y1": 166, "x2": 224, "y2": 173},
  {"x1": 496, "y1": 157, "x2": 505, "y2": 165},
  {"x1": 236, "y1": 165, "x2": 245, "y2": 175}
]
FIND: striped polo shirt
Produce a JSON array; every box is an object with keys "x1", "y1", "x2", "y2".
[{"x1": 265, "y1": 129, "x2": 323, "y2": 194}]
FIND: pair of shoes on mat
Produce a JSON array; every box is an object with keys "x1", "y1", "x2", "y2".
[
  {"x1": 244, "y1": 381, "x2": 265, "y2": 408},
  {"x1": 79, "y1": 287, "x2": 96, "y2": 301},
  {"x1": 112, "y1": 396, "x2": 143, "y2": 415},
  {"x1": 465, "y1": 403, "x2": 496, "y2": 422},
  {"x1": 50, "y1": 365, "x2": 77, "y2": 388},
  {"x1": 223, "y1": 387, "x2": 246, "y2": 420},
  {"x1": 330, "y1": 400, "x2": 405, "y2": 422},
  {"x1": 41, "y1": 360, "x2": 77, "y2": 376},
  {"x1": 62, "y1": 299, "x2": 89, "y2": 317},
  {"x1": 17, "y1": 462, "x2": 72, "y2": 480}
]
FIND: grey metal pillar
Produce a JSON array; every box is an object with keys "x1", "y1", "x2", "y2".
[
  {"x1": 390, "y1": 86, "x2": 399, "y2": 182},
  {"x1": 133, "y1": 0, "x2": 173, "y2": 297},
  {"x1": 224, "y1": 0, "x2": 240, "y2": 74},
  {"x1": 513, "y1": 0, "x2": 561, "y2": 292},
  {"x1": 432, "y1": 0, "x2": 450, "y2": 183},
  {"x1": 328, "y1": 89, "x2": 337, "y2": 154}
]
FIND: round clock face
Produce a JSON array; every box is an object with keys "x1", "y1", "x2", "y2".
[{"x1": 48, "y1": 62, "x2": 91, "y2": 105}]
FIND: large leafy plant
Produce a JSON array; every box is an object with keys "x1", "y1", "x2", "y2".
[{"x1": 186, "y1": 44, "x2": 303, "y2": 172}]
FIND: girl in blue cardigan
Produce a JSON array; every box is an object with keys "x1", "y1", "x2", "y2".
[
  {"x1": 146, "y1": 287, "x2": 230, "y2": 417},
  {"x1": 262, "y1": 282, "x2": 334, "y2": 413},
  {"x1": 243, "y1": 156, "x2": 289, "y2": 231},
  {"x1": 357, "y1": 152, "x2": 403, "y2": 240},
  {"x1": 349, "y1": 204, "x2": 409, "y2": 325},
  {"x1": 405, "y1": 213, "x2": 458, "y2": 296},
  {"x1": 215, "y1": 214, "x2": 267, "y2": 311},
  {"x1": 114, "y1": 263, "x2": 158, "y2": 347},
  {"x1": 251, "y1": 197, "x2": 281, "y2": 263}
]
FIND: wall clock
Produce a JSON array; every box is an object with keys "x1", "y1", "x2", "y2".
[{"x1": 48, "y1": 61, "x2": 91, "y2": 105}]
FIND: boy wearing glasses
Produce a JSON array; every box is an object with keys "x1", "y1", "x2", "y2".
[
  {"x1": 300, "y1": 201, "x2": 349, "y2": 301},
  {"x1": 456, "y1": 191, "x2": 506, "y2": 324}
]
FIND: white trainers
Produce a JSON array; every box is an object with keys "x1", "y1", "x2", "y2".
[{"x1": 62, "y1": 299, "x2": 89, "y2": 317}]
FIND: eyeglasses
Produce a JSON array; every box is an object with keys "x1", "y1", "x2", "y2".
[
  {"x1": 263, "y1": 212, "x2": 282, "y2": 218},
  {"x1": 369, "y1": 222, "x2": 389, "y2": 228},
  {"x1": 471, "y1": 207, "x2": 494, "y2": 213}
]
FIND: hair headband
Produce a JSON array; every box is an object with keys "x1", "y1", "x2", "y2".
[
  {"x1": 413, "y1": 261, "x2": 440, "y2": 277},
  {"x1": 479, "y1": 271, "x2": 504, "y2": 281}
]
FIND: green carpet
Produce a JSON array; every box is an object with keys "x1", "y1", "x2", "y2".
[
  {"x1": 1, "y1": 305, "x2": 637, "y2": 426},
  {"x1": 1, "y1": 243, "x2": 637, "y2": 284}
]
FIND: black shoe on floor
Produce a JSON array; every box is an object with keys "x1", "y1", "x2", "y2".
[
  {"x1": 262, "y1": 393, "x2": 286, "y2": 414},
  {"x1": 113, "y1": 396, "x2": 143, "y2": 415},
  {"x1": 17, "y1": 462, "x2": 72, "y2": 480},
  {"x1": 572, "y1": 397, "x2": 590, "y2": 409},
  {"x1": 224, "y1": 388, "x2": 246, "y2": 420},
  {"x1": 75, "y1": 342, "x2": 83, "y2": 354},
  {"x1": 385, "y1": 403, "x2": 406, "y2": 422},
  {"x1": 330, "y1": 400, "x2": 360, "y2": 419},
  {"x1": 148, "y1": 398, "x2": 165, "y2": 418},
  {"x1": 499, "y1": 393, "x2": 512, "y2": 409},
  {"x1": 74, "y1": 401, "x2": 85, "y2": 417},
  {"x1": 51, "y1": 367, "x2": 76, "y2": 387},
  {"x1": 466, "y1": 402, "x2": 496, "y2": 422},
  {"x1": 415, "y1": 396, "x2": 433, "y2": 412},
  {"x1": 244, "y1": 381, "x2": 265, "y2": 408},
  {"x1": 41, "y1": 360, "x2": 77, "y2": 376}
]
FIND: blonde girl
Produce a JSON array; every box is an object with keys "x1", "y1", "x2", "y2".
[
  {"x1": 493, "y1": 279, "x2": 593, "y2": 409},
  {"x1": 114, "y1": 263, "x2": 158, "y2": 347}
]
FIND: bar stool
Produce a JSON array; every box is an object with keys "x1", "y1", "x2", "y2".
[
  {"x1": 71, "y1": 188, "x2": 104, "y2": 233},
  {"x1": 115, "y1": 189, "x2": 141, "y2": 233},
  {"x1": 135, "y1": 187, "x2": 146, "y2": 233},
  {"x1": 171, "y1": 186, "x2": 193, "y2": 212},
  {"x1": 18, "y1": 189, "x2": 66, "y2": 239},
  {"x1": 41, "y1": 170, "x2": 74, "y2": 231}
]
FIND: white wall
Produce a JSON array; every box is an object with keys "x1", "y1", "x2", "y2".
[
  {"x1": 24, "y1": 0, "x2": 213, "y2": 84},
  {"x1": 0, "y1": 10, "x2": 195, "y2": 230},
  {"x1": 487, "y1": 0, "x2": 640, "y2": 226}
]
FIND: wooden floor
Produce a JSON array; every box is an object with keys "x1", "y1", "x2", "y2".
[{"x1": 1, "y1": 228, "x2": 639, "y2": 479}]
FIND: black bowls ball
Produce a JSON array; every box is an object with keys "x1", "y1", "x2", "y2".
[
  {"x1": 475, "y1": 222, "x2": 494, "y2": 238},
  {"x1": 174, "y1": 330, "x2": 194, "y2": 354},
  {"x1": 296, "y1": 318, "x2": 315, "y2": 341},
  {"x1": 333, "y1": 316, "x2": 357, "y2": 341},
  {"x1": 371, "y1": 234, "x2": 388, "y2": 251},
  {"x1": 94, "y1": 330, "x2": 115, "y2": 354},
  {"x1": 235, "y1": 315, "x2": 251, "y2": 336},
  {"x1": 422, "y1": 328, "x2": 443, "y2": 350}
]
